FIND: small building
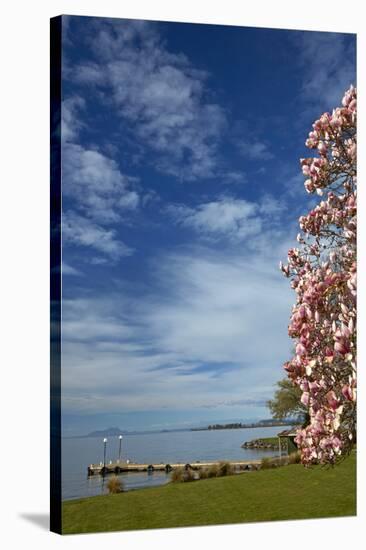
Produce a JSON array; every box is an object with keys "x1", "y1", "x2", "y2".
[{"x1": 277, "y1": 427, "x2": 301, "y2": 456}]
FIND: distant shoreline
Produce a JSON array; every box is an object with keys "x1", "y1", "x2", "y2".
[
  {"x1": 63, "y1": 428, "x2": 192, "y2": 439},
  {"x1": 63, "y1": 423, "x2": 295, "y2": 439},
  {"x1": 191, "y1": 423, "x2": 295, "y2": 432}
]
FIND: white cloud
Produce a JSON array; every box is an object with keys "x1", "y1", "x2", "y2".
[
  {"x1": 220, "y1": 171, "x2": 248, "y2": 185},
  {"x1": 62, "y1": 298, "x2": 135, "y2": 342},
  {"x1": 61, "y1": 233, "x2": 295, "y2": 414},
  {"x1": 70, "y1": 19, "x2": 226, "y2": 181},
  {"x1": 168, "y1": 197, "x2": 260, "y2": 241},
  {"x1": 167, "y1": 195, "x2": 284, "y2": 243},
  {"x1": 61, "y1": 96, "x2": 85, "y2": 143},
  {"x1": 62, "y1": 211, "x2": 133, "y2": 260},
  {"x1": 238, "y1": 140, "x2": 273, "y2": 161},
  {"x1": 259, "y1": 194, "x2": 285, "y2": 217},
  {"x1": 144, "y1": 247, "x2": 293, "y2": 366},
  {"x1": 296, "y1": 31, "x2": 356, "y2": 110},
  {"x1": 61, "y1": 94, "x2": 141, "y2": 261},
  {"x1": 63, "y1": 143, "x2": 139, "y2": 224},
  {"x1": 62, "y1": 262, "x2": 83, "y2": 276}
]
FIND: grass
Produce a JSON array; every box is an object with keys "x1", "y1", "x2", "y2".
[
  {"x1": 256, "y1": 437, "x2": 280, "y2": 445},
  {"x1": 243, "y1": 437, "x2": 285, "y2": 449},
  {"x1": 62, "y1": 452, "x2": 356, "y2": 534}
]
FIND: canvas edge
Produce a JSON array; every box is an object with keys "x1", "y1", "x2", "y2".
[{"x1": 50, "y1": 14, "x2": 62, "y2": 536}]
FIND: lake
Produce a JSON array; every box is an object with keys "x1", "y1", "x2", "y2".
[{"x1": 62, "y1": 425, "x2": 292, "y2": 500}]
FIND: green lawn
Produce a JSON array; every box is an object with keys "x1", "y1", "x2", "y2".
[{"x1": 62, "y1": 452, "x2": 356, "y2": 534}]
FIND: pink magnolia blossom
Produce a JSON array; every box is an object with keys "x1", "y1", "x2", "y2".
[
  {"x1": 280, "y1": 86, "x2": 357, "y2": 465},
  {"x1": 301, "y1": 392, "x2": 310, "y2": 407}
]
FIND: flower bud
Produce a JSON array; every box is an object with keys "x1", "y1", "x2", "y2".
[
  {"x1": 317, "y1": 141, "x2": 327, "y2": 155},
  {"x1": 348, "y1": 318, "x2": 354, "y2": 333},
  {"x1": 301, "y1": 392, "x2": 310, "y2": 407}
]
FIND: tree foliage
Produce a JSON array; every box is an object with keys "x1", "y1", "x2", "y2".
[{"x1": 267, "y1": 379, "x2": 308, "y2": 426}]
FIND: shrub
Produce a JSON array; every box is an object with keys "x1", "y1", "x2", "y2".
[
  {"x1": 199, "y1": 468, "x2": 209, "y2": 479},
  {"x1": 107, "y1": 475, "x2": 124, "y2": 494}
]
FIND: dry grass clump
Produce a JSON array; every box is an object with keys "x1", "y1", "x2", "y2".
[
  {"x1": 260, "y1": 455, "x2": 292, "y2": 470},
  {"x1": 182, "y1": 468, "x2": 196, "y2": 482},
  {"x1": 260, "y1": 457, "x2": 274, "y2": 469},
  {"x1": 203, "y1": 462, "x2": 235, "y2": 478},
  {"x1": 288, "y1": 451, "x2": 301, "y2": 464},
  {"x1": 272, "y1": 456, "x2": 289, "y2": 467},
  {"x1": 217, "y1": 461, "x2": 234, "y2": 476},
  {"x1": 199, "y1": 468, "x2": 209, "y2": 479},
  {"x1": 171, "y1": 467, "x2": 184, "y2": 482},
  {"x1": 207, "y1": 464, "x2": 220, "y2": 478},
  {"x1": 171, "y1": 467, "x2": 196, "y2": 482},
  {"x1": 107, "y1": 475, "x2": 124, "y2": 494},
  {"x1": 173, "y1": 462, "x2": 237, "y2": 482}
]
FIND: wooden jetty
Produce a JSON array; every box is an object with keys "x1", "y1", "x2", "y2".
[{"x1": 87, "y1": 459, "x2": 263, "y2": 477}]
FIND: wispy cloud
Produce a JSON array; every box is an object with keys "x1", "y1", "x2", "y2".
[
  {"x1": 63, "y1": 143, "x2": 139, "y2": 224},
  {"x1": 61, "y1": 96, "x2": 86, "y2": 142},
  {"x1": 167, "y1": 197, "x2": 260, "y2": 241},
  {"x1": 259, "y1": 194, "x2": 285, "y2": 217},
  {"x1": 61, "y1": 230, "x2": 294, "y2": 415},
  {"x1": 61, "y1": 94, "x2": 140, "y2": 262},
  {"x1": 237, "y1": 140, "x2": 274, "y2": 161},
  {"x1": 166, "y1": 194, "x2": 285, "y2": 243},
  {"x1": 220, "y1": 171, "x2": 248, "y2": 185},
  {"x1": 68, "y1": 17, "x2": 227, "y2": 181},
  {"x1": 62, "y1": 211, "x2": 134, "y2": 261},
  {"x1": 296, "y1": 31, "x2": 356, "y2": 111},
  {"x1": 62, "y1": 262, "x2": 83, "y2": 276}
]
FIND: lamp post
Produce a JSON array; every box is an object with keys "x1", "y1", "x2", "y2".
[
  {"x1": 118, "y1": 435, "x2": 123, "y2": 464},
  {"x1": 103, "y1": 438, "x2": 108, "y2": 473}
]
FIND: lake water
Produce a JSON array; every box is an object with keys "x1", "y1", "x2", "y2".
[{"x1": 62, "y1": 426, "x2": 291, "y2": 501}]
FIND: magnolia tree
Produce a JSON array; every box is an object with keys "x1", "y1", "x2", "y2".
[{"x1": 280, "y1": 85, "x2": 357, "y2": 465}]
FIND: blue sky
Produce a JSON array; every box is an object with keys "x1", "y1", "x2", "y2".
[{"x1": 60, "y1": 15, "x2": 356, "y2": 436}]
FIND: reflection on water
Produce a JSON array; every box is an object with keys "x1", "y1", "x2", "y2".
[{"x1": 62, "y1": 426, "x2": 291, "y2": 500}]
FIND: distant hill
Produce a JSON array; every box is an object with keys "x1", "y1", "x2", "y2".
[
  {"x1": 64, "y1": 419, "x2": 300, "y2": 439},
  {"x1": 86, "y1": 427, "x2": 124, "y2": 438},
  {"x1": 65, "y1": 426, "x2": 193, "y2": 439}
]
